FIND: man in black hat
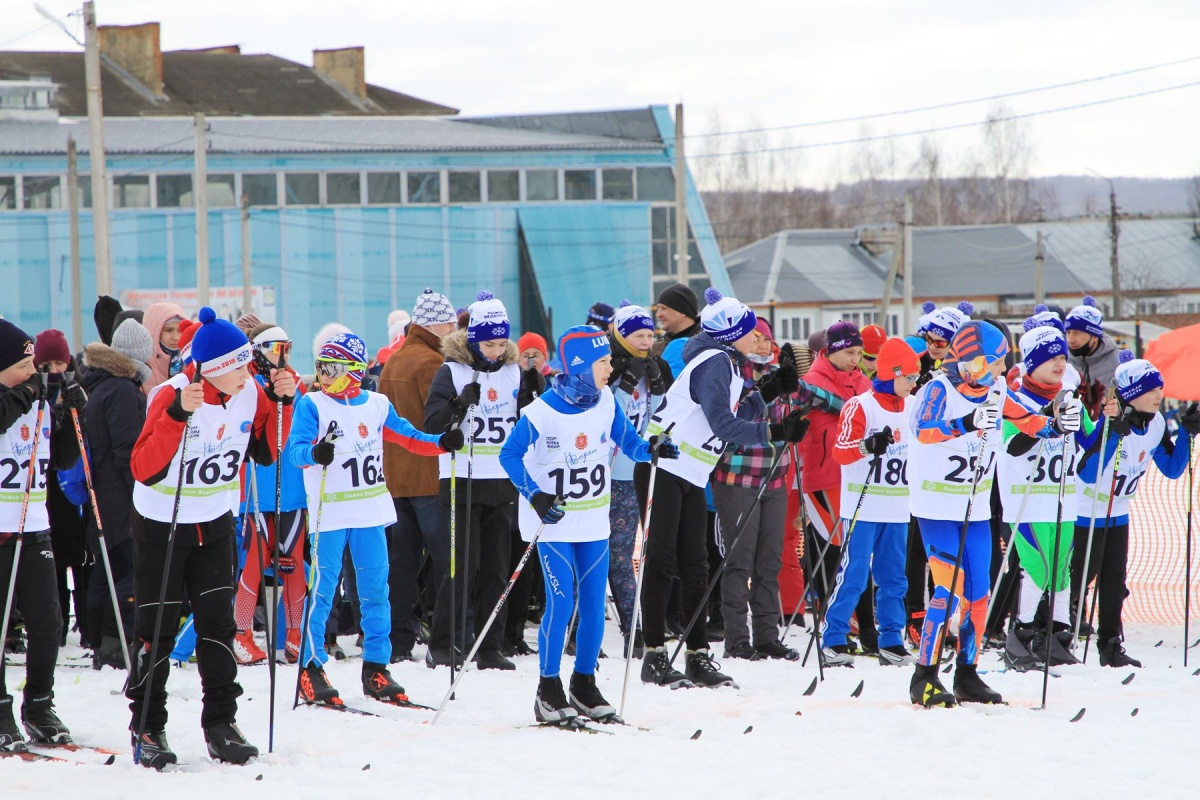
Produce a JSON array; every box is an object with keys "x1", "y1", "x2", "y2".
[{"x1": 654, "y1": 283, "x2": 700, "y2": 381}]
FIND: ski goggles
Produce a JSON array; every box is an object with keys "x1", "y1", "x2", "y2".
[
  {"x1": 315, "y1": 359, "x2": 367, "y2": 379},
  {"x1": 926, "y1": 337, "x2": 950, "y2": 349},
  {"x1": 256, "y1": 340, "x2": 292, "y2": 360}
]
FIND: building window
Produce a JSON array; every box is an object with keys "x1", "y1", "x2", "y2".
[
  {"x1": 486, "y1": 170, "x2": 519, "y2": 202},
  {"x1": 526, "y1": 169, "x2": 558, "y2": 202},
  {"x1": 284, "y1": 173, "x2": 319, "y2": 205},
  {"x1": 22, "y1": 176, "x2": 60, "y2": 210},
  {"x1": 207, "y1": 175, "x2": 236, "y2": 207},
  {"x1": 0, "y1": 177, "x2": 14, "y2": 210},
  {"x1": 637, "y1": 167, "x2": 675, "y2": 201},
  {"x1": 113, "y1": 175, "x2": 150, "y2": 208},
  {"x1": 407, "y1": 171, "x2": 441, "y2": 204},
  {"x1": 564, "y1": 169, "x2": 596, "y2": 201},
  {"x1": 448, "y1": 171, "x2": 481, "y2": 204},
  {"x1": 780, "y1": 317, "x2": 811, "y2": 342},
  {"x1": 326, "y1": 172, "x2": 361, "y2": 205},
  {"x1": 75, "y1": 175, "x2": 92, "y2": 209},
  {"x1": 243, "y1": 174, "x2": 277, "y2": 206},
  {"x1": 367, "y1": 173, "x2": 401, "y2": 204},
  {"x1": 602, "y1": 169, "x2": 634, "y2": 200},
  {"x1": 156, "y1": 174, "x2": 193, "y2": 208},
  {"x1": 650, "y1": 207, "x2": 675, "y2": 278}
]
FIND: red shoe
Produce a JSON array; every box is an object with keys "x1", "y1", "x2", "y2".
[
  {"x1": 233, "y1": 629, "x2": 267, "y2": 665},
  {"x1": 285, "y1": 629, "x2": 301, "y2": 664}
]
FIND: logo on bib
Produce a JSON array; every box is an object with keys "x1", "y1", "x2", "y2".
[
  {"x1": 240, "y1": 421, "x2": 252, "y2": 433},
  {"x1": 546, "y1": 436, "x2": 560, "y2": 450},
  {"x1": 600, "y1": 432, "x2": 607, "y2": 444},
  {"x1": 632, "y1": 389, "x2": 639, "y2": 400},
  {"x1": 575, "y1": 433, "x2": 588, "y2": 450},
  {"x1": 1138, "y1": 451, "x2": 1146, "y2": 463},
  {"x1": 487, "y1": 387, "x2": 498, "y2": 402},
  {"x1": 216, "y1": 424, "x2": 226, "y2": 440},
  {"x1": 358, "y1": 422, "x2": 369, "y2": 439},
  {"x1": 19, "y1": 425, "x2": 29, "y2": 442}
]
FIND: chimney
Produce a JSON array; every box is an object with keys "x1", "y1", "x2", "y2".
[
  {"x1": 313, "y1": 47, "x2": 366, "y2": 100},
  {"x1": 98, "y1": 22, "x2": 163, "y2": 97}
]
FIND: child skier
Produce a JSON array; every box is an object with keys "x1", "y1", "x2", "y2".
[
  {"x1": 822, "y1": 337, "x2": 922, "y2": 667},
  {"x1": 500, "y1": 325, "x2": 676, "y2": 723},
  {"x1": 907, "y1": 320, "x2": 1054, "y2": 707},
  {"x1": 127, "y1": 308, "x2": 294, "y2": 768},
  {"x1": 641, "y1": 289, "x2": 808, "y2": 690},
  {"x1": 0, "y1": 320, "x2": 85, "y2": 750},
  {"x1": 288, "y1": 331, "x2": 462, "y2": 706},
  {"x1": 1071, "y1": 351, "x2": 1199, "y2": 667},
  {"x1": 999, "y1": 320, "x2": 1087, "y2": 670}
]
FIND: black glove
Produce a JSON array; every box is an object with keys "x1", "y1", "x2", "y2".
[
  {"x1": 517, "y1": 368, "x2": 543, "y2": 409},
  {"x1": 755, "y1": 370, "x2": 782, "y2": 404},
  {"x1": 311, "y1": 439, "x2": 336, "y2": 467},
  {"x1": 1109, "y1": 407, "x2": 1134, "y2": 437},
  {"x1": 10, "y1": 374, "x2": 41, "y2": 414},
  {"x1": 769, "y1": 409, "x2": 810, "y2": 443},
  {"x1": 59, "y1": 381, "x2": 87, "y2": 412},
  {"x1": 776, "y1": 345, "x2": 800, "y2": 394},
  {"x1": 454, "y1": 382, "x2": 482, "y2": 412},
  {"x1": 530, "y1": 492, "x2": 565, "y2": 525},
  {"x1": 648, "y1": 434, "x2": 680, "y2": 460},
  {"x1": 1181, "y1": 403, "x2": 1200, "y2": 437},
  {"x1": 645, "y1": 357, "x2": 666, "y2": 395},
  {"x1": 440, "y1": 428, "x2": 465, "y2": 452},
  {"x1": 861, "y1": 426, "x2": 893, "y2": 456}
]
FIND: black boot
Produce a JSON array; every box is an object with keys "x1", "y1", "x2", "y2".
[
  {"x1": 640, "y1": 646, "x2": 692, "y2": 688},
  {"x1": 298, "y1": 665, "x2": 340, "y2": 704},
  {"x1": 910, "y1": 663, "x2": 955, "y2": 707},
  {"x1": 534, "y1": 676, "x2": 579, "y2": 725},
  {"x1": 1047, "y1": 622, "x2": 1080, "y2": 666},
  {"x1": 1098, "y1": 637, "x2": 1142, "y2": 668},
  {"x1": 21, "y1": 694, "x2": 71, "y2": 744},
  {"x1": 568, "y1": 671, "x2": 621, "y2": 723},
  {"x1": 1005, "y1": 621, "x2": 1043, "y2": 671},
  {"x1": 95, "y1": 636, "x2": 129, "y2": 671},
  {"x1": 622, "y1": 630, "x2": 644, "y2": 660},
  {"x1": 133, "y1": 729, "x2": 177, "y2": 770},
  {"x1": 203, "y1": 722, "x2": 258, "y2": 765},
  {"x1": 0, "y1": 694, "x2": 24, "y2": 750},
  {"x1": 474, "y1": 650, "x2": 516, "y2": 671},
  {"x1": 362, "y1": 663, "x2": 408, "y2": 702},
  {"x1": 953, "y1": 662, "x2": 1004, "y2": 704},
  {"x1": 425, "y1": 646, "x2": 463, "y2": 669},
  {"x1": 684, "y1": 649, "x2": 737, "y2": 688}
]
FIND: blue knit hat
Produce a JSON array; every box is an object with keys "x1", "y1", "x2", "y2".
[
  {"x1": 1019, "y1": 325, "x2": 1067, "y2": 376},
  {"x1": 1065, "y1": 296, "x2": 1104, "y2": 339},
  {"x1": 466, "y1": 291, "x2": 510, "y2": 342},
  {"x1": 1025, "y1": 303, "x2": 1065, "y2": 334},
  {"x1": 191, "y1": 307, "x2": 252, "y2": 377},
  {"x1": 587, "y1": 302, "x2": 616, "y2": 327},
  {"x1": 613, "y1": 300, "x2": 654, "y2": 338},
  {"x1": 926, "y1": 302, "x2": 974, "y2": 342},
  {"x1": 700, "y1": 288, "x2": 756, "y2": 344},
  {"x1": 1114, "y1": 350, "x2": 1163, "y2": 402}
]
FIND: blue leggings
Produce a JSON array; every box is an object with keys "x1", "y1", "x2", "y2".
[
  {"x1": 302, "y1": 526, "x2": 391, "y2": 667},
  {"x1": 916, "y1": 517, "x2": 991, "y2": 666},
  {"x1": 537, "y1": 539, "x2": 609, "y2": 679},
  {"x1": 821, "y1": 520, "x2": 908, "y2": 649}
]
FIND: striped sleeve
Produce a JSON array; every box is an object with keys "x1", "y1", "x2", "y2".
[{"x1": 832, "y1": 395, "x2": 867, "y2": 466}]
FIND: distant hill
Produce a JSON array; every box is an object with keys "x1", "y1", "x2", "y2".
[{"x1": 1029, "y1": 175, "x2": 1194, "y2": 217}]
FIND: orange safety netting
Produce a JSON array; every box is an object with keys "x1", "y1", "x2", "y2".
[{"x1": 1125, "y1": 449, "x2": 1200, "y2": 625}]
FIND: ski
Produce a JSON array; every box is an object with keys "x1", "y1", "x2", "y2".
[
  {"x1": 1121, "y1": 672, "x2": 1136, "y2": 685},
  {"x1": 374, "y1": 696, "x2": 435, "y2": 712},
  {"x1": 850, "y1": 680, "x2": 864, "y2": 698},
  {"x1": 26, "y1": 742, "x2": 120, "y2": 765},
  {"x1": 0, "y1": 744, "x2": 69, "y2": 763},
  {"x1": 519, "y1": 719, "x2": 614, "y2": 735}
]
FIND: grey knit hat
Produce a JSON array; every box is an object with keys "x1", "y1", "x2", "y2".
[{"x1": 111, "y1": 318, "x2": 154, "y2": 385}]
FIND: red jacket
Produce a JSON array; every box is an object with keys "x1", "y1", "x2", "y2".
[{"x1": 796, "y1": 355, "x2": 870, "y2": 494}]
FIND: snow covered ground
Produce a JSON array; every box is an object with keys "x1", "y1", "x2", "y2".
[{"x1": 4, "y1": 622, "x2": 1198, "y2": 798}]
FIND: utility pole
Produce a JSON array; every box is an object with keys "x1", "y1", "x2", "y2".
[
  {"x1": 1108, "y1": 183, "x2": 1121, "y2": 319},
  {"x1": 1034, "y1": 230, "x2": 1045, "y2": 306},
  {"x1": 67, "y1": 136, "x2": 82, "y2": 348},
  {"x1": 82, "y1": 1, "x2": 111, "y2": 297},
  {"x1": 194, "y1": 113, "x2": 210, "y2": 306},
  {"x1": 674, "y1": 102, "x2": 689, "y2": 286},
  {"x1": 901, "y1": 195, "x2": 913, "y2": 334},
  {"x1": 241, "y1": 193, "x2": 252, "y2": 316}
]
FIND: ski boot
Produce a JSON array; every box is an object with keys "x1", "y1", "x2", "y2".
[
  {"x1": 640, "y1": 646, "x2": 693, "y2": 688},
  {"x1": 685, "y1": 648, "x2": 737, "y2": 688},
  {"x1": 910, "y1": 663, "x2": 956, "y2": 708},
  {"x1": 953, "y1": 662, "x2": 1004, "y2": 704},
  {"x1": 474, "y1": 650, "x2": 516, "y2": 671},
  {"x1": 821, "y1": 644, "x2": 855, "y2": 667},
  {"x1": 568, "y1": 671, "x2": 622, "y2": 723},
  {"x1": 622, "y1": 630, "x2": 644, "y2": 660},
  {"x1": 132, "y1": 729, "x2": 177, "y2": 770},
  {"x1": 906, "y1": 611, "x2": 925, "y2": 649},
  {"x1": 0, "y1": 694, "x2": 24, "y2": 750},
  {"x1": 21, "y1": 694, "x2": 71, "y2": 744},
  {"x1": 94, "y1": 636, "x2": 129, "y2": 671},
  {"x1": 534, "y1": 676, "x2": 580, "y2": 725},
  {"x1": 233, "y1": 629, "x2": 267, "y2": 665},
  {"x1": 724, "y1": 643, "x2": 762, "y2": 661},
  {"x1": 362, "y1": 663, "x2": 408, "y2": 702},
  {"x1": 878, "y1": 644, "x2": 915, "y2": 667},
  {"x1": 1098, "y1": 637, "x2": 1142, "y2": 668},
  {"x1": 1046, "y1": 622, "x2": 1080, "y2": 666},
  {"x1": 298, "y1": 664, "x2": 340, "y2": 704},
  {"x1": 1004, "y1": 621, "x2": 1043, "y2": 671},
  {"x1": 425, "y1": 646, "x2": 463, "y2": 669},
  {"x1": 755, "y1": 639, "x2": 800, "y2": 661},
  {"x1": 203, "y1": 722, "x2": 258, "y2": 764}
]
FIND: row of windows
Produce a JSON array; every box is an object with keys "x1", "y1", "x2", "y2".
[{"x1": 0, "y1": 166, "x2": 677, "y2": 211}]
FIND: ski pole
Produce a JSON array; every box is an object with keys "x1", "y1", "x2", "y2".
[
  {"x1": 1042, "y1": 393, "x2": 1075, "y2": 709},
  {"x1": 618, "y1": 421, "x2": 674, "y2": 718},
  {"x1": 65, "y1": 387, "x2": 132, "y2": 674},
  {"x1": 1186, "y1": 432, "x2": 1195, "y2": 669},
  {"x1": 1081, "y1": 429, "x2": 1123, "y2": 664},
  {"x1": 447, "y1": 429, "x2": 457, "y2": 692},
  {"x1": 0, "y1": 369, "x2": 48, "y2": 692},
  {"x1": 430, "y1": 497, "x2": 563, "y2": 725},
  {"x1": 457, "y1": 369, "x2": 480, "y2": 675},
  {"x1": 247, "y1": 465, "x2": 276, "y2": 748},
  {"x1": 1073, "y1": 387, "x2": 1115, "y2": 640},
  {"x1": 269, "y1": 353, "x2": 287, "y2": 751},
  {"x1": 984, "y1": 439, "x2": 1046, "y2": 628},
  {"x1": 292, "y1": 421, "x2": 339, "y2": 709},
  {"x1": 134, "y1": 365, "x2": 202, "y2": 764}
]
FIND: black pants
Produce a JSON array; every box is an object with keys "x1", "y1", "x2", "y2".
[
  {"x1": 0, "y1": 531, "x2": 62, "y2": 700},
  {"x1": 1071, "y1": 522, "x2": 1130, "y2": 642},
  {"x1": 388, "y1": 495, "x2": 449, "y2": 654},
  {"x1": 503, "y1": 518, "x2": 540, "y2": 647},
  {"x1": 904, "y1": 516, "x2": 928, "y2": 617},
  {"x1": 429, "y1": 500, "x2": 513, "y2": 652},
  {"x1": 86, "y1": 538, "x2": 134, "y2": 645},
  {"x1": 634, "y1": 464, "x2": 709, "y2": 651},
  {"x1": 126, "y1": 513, "x2": 241, "y2": 732}
]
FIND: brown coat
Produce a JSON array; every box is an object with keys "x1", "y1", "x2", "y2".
[{"x1": 381, "y1": 324, "x2": 446, "y2": 498}]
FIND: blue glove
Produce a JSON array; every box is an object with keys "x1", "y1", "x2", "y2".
[
  {"x1": 530, "y1": 492, "x2": 565, "y2": 525},
  {"x1": 648, "y1": 434, "x2": 680, "y2": 460}
]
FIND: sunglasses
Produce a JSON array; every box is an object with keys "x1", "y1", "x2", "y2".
[
  {"x1": 928, "y1": 339, "x2": 949, "y2": 349},
  {"x1": 315, "y1": 359, "x2": 365, "y2": 379}
]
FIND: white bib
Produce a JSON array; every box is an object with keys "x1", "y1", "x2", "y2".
[
  {"x1": 303, "y1": 392, "x2": 396, "y2": 529},
  {"x1": 998, "y1": 389, "x2": 1076, "y2": 524},
  {"x1": 613, "y1": 377, "x2": 651, "y2": 482},
  {"x1": 907, "y1": 375, "x2": 1001, "y2": 522},
  {"x1": 517, "y1": 391, "x2": 616, "y2": 543},
  {"x1": 438, "y1": 362, "x2": 520, "y2": 481},
  {"x1": 1077, "y1": 412, "x2": 1165, "y2": 519},
  {"x1": 133, "y1": 373, "x2": 258, "y2": 524},
  {"x1": 0, "y1": 404, "x2": 50, "y2": 532},
  {"x1": 647, "y1": 349, "x2": 742, "y2": 488},
  {"x1": 838, "y1": 392, "x2": 913, "y2": 524}
]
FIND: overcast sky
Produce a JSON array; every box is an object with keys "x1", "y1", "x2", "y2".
[{"x1": 6, "y1": 1, "x2": 1200, "y2": 186}]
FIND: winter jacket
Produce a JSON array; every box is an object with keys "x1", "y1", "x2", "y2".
[
  {"x1": 678, "y1": 332, "x2": 769, "y2": 447},
  {"x1": 1069, "y1": 333, "x2": 1121, "y2": 419},
  {"x1": 79, "y1": 343, "x2": 147, "y2": 550},
  {"x1": 425, "y1": 329, "x2": 520, "y2": 507},
  {"x1": 380, "y1": 324, "x2": 446, "y2": 499},
  {"x1": 796, "y1": 354, "x2": 870, "y2": 494},
  {"x1": 142, "y1": 302, "x2": 187, "y2": 397},
  {"x1": 656, "y1": 320, "x2": 701, "y2": 386},
  {"x1": 239, "y1": 367, "x2": 307, "y2": 513}
]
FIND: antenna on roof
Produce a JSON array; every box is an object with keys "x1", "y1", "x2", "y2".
[{"x1": 34, "y1": 3, "x2": 83, "y2": 46}]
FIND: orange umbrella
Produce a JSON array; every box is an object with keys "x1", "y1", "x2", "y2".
[{"x1": 1143, "y1": 323, "x2": 1200, "y2": 401}]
